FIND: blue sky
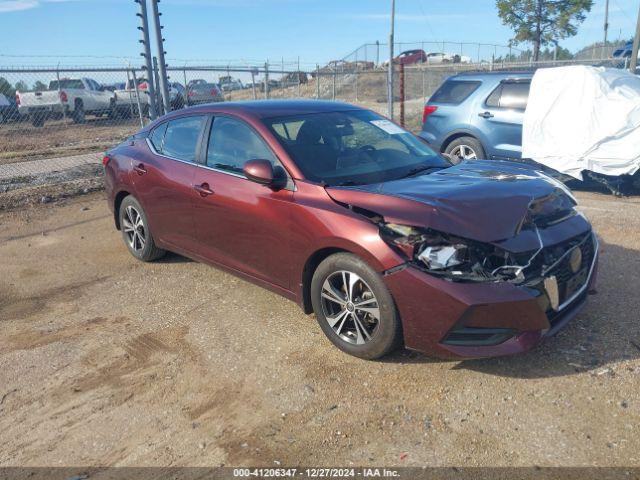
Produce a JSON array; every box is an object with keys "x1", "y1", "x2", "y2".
[{"x1": 0, "y1": 0, "x2": 637, "y2": 67}]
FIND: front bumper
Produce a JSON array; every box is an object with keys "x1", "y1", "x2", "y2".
[{"x1": 384, "y1": 235, "x2": 599, "y2": 359}]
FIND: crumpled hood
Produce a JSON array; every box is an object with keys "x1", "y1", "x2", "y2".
[{"x1": 325, "y1": 160, "x2": 577, "y2": 243}]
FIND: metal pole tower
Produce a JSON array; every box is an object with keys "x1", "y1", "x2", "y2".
[
  {"x1": 135, "y1": 0, "x2": 157, "y2": 120},
  {"x1": 387, "y1": 0, "x2": 395, "y2": 120},
  {"x1": 150, "y1": 0, "x2": 171, "y2": 114}
]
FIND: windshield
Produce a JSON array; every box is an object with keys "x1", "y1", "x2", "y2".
[{"x1": 264, "y1": 110, "x2": 449, "y2": 186}]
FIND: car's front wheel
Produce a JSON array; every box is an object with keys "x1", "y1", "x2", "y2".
[
  {"x1": 445, "y1": 136, "x2": 485, "y2": 163},
  {"x1": 311, "y1": 253, "x2": 402, "y2": 359},
  {"x1": 118, "y1": 196, "x2": 166, "y2": 262}
]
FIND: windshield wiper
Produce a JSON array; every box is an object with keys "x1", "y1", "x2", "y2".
[
  {"x1": 331, "y1": 180, "x2": 359, "y2": 187},
  {"x1": 402, "y1": 165, "x2": 443, "y2": 179}
]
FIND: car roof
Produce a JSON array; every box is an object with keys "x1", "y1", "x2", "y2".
[
  {"x1": 175, "y1": 99, "x2": 361, "y2": 119},
  {"x1": 450, "y1": 71, "x2": 534, "y2": 81}
]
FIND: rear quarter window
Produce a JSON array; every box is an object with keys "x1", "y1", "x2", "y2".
[{"x1": 430, "y1": 80, "x2": 481, "y2": 105}]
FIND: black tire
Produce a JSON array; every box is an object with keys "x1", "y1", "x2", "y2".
[
  {"x1": 107, "y1": 99, "x2": 117, "y2": 120},
  {"x1": 444, "y1": 136, "x2": 486, "y2": 164},
  {"x1": 72, "y1": 100, "x2": 85, "y2": 124},
  {"x1": 311, "y1": 253, "x2": 402, "y2": 360},
  {"x1": 30, "y1": 113, "x2": 45, "y2": 128},
  {"x1": 118, "y1": 195, "x2": 166, "y2": 262}
]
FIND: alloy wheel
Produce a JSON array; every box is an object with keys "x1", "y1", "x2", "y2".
[
  {"x1": 122, "y1": 205, "x2": 146, "y2": 252},
  {"x1": 450, "y1": 144, "x2": 477, "y2": 160},
  {"x1": 320, "y1": 270, "x2": 380, "y2": 345}
]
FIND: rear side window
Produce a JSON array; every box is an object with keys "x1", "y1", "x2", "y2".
[
  {"x1": 430, "y1": 80, "x2": 481, "y2": 104},
  {"x1": 486, "y1": 81, "x2": 530, "y2": 110},
  {"x1": 150, "y1": 116, "x2": 207, "y2": 162}
]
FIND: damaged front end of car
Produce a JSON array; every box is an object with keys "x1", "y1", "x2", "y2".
[{"x1": 377, "y1": 188, "x2": 596, "y2": 295}]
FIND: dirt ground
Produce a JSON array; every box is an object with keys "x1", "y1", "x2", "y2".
[{"x1": 0, "y1": 191, "x2": 639, "y2": 468}]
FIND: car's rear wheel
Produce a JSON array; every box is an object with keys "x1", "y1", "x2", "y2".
[
  {"x1": 119, "y1": 196, "x2": 166, "y2": 262},
  {"x1": 31, "y1": 113, "x2": 45, "y2": 127},
  {"x1": 72, "y1": 100, "x2": 85, "y2": 124},
  {"x1": 311, "y1": 253, "x2": 401, "y2": 360},
  {"x1": 445, "y1": 136, "x2": 485, "y2": 163}
]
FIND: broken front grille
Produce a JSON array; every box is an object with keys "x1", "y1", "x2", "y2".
[{"x1": 545, "y1": 232, "x2": 596, "y2": 308}]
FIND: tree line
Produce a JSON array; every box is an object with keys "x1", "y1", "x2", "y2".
[{"x1": 0, "y1": 78, "x2": 48, "y2": 97}]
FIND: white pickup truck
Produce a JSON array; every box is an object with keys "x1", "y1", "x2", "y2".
[{"x1": 17, "y1": 77, "x2": 115, "y2": 127}]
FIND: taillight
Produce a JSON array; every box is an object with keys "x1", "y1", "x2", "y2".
[
  {"x1": 188, "y1": 91, "x2": 195, "y2": 97},
  {"x1": 102, "y1": 155, "x2": 111, "y2": 166},
  {"x1": 59, "y1": 90, "x2": 68, "y2": 103},
  {"x1": 422, "y1": 105, "x2": 437, "y2": 124},
  {"x1": 15, "y1": 93, "x2": 20, "y2": 106},
  {"x1": 211, "y1": 89, "x2": 217, "y2": 96}
]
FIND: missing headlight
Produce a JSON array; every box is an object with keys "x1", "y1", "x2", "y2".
[
  {"x1": 417, "y1": 245, "x2": 467, "y2": 270},
  {"x1": 379, "y1": 223, "x2": 523, "y2": 283}
]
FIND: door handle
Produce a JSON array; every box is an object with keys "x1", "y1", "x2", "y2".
[
  {"x1": 133, "y1": 163, "x2": 147, "y2": 175},
  {"x1": 478, "y1": 111, "x2": 494, "y2": 119},
  {"x1": 194, "y1": 182, "x2": 214, "y2": 197}
]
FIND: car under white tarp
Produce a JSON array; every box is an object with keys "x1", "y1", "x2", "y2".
[{"x1": 522, "y1": 65, "x2": 640, "y2": 180}]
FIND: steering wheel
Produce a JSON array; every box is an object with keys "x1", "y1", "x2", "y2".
[{"x1": 357, "y1": 145, "x2": 381, "y2": 163}]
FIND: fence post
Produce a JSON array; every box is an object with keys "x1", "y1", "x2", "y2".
[
  {"x1": 297, "y1": 57, "x2": 301, "y2": 98},
  {"x1": 316, "y1": 64, "x2": 320, "y2": 99},
  {"x1": 354, "y1": 50, "x2": 358, "y2": 102},
  {"x1": 264, "y1": 62, "x2": 270, "y2": 99},
  {"x1": 152, "y1": 57, "x2": 163, "y2": 115},
  {"x1": 332, "y1": 67, "x2": 336, "y2": 100},
  {"x1": 130, "y1": 69, "x2": 145, "y2": 127},
  {"x1": 125, "y1": 69, "x2": 136, "y2": 120},
  {"x1": 251, "y1": 69, "x2": 257, "y2": 100},
  {"x1": 131, "y1": 69, "x2": 145, "y2": 125},
  {"x1": 182, "y1": 68, "x2": 188, "y2": 106},
  {"x1": 281, "y1": 57, "x2": 285, "y2": 98},
  {"x1": 56, "y1": 66, "x2": 67, "y2": 122},
  {"x1": 399, "y1": 63, "x2": 405, "y2": 128},
  {"x1": 421, "y1": 67, "x2": 425, "y2": 100}
]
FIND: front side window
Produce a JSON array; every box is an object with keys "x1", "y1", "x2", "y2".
[
  {"x1": 207, "y1": 116, "x2": 278, "y2": 174},
  {"x1": 159, "y1": 116, "x2": 207, "y2": 162},
  {"x1": 486, "y1": 81, "x2": 530, "y2": 110},
  {"x1": 265, "y1": 109, "x2": 449, "y2": 186}
]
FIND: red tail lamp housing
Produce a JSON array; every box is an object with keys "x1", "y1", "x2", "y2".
[{"x1": 422, "y1": 105, "x2": 438, "y2": 124}]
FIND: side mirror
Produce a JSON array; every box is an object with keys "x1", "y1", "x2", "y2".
[{"x1": 243, "y1": 159, "x2": 275, "y2": 186}]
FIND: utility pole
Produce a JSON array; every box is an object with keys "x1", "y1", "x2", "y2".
[
  {"x1": 603, "y1": 0, "x2": 610, "y2": 58},
  {"x1": 150, "y1": 0, "x2": 171, "y2": 114},
  {"x1": 135, "y1": 0, "x2": 157, "y2": 120},
  {"x1": 631, "y1": 2, "x2": 640, "y2": 73},
  {"x1": 387, "y1": 0, "x2": 395, "y2": 120}
]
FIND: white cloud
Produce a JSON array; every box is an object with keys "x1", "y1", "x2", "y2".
[
  {"x1": 0, "y1": 0, "x2": 38, "y2": 12},
  {"x1": 0, "y1": 0, "x2": 93, "y2": 13}
]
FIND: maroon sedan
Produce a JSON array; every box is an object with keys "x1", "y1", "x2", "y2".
[{"x1": 104, "y1": 100, "x2": 598, "y2": 360}]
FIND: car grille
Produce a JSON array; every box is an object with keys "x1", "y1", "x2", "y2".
[{"x1": 546, "y1": 232, "x2": 596, "y2": 308}]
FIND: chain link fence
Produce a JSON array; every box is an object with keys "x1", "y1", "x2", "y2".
[{"x1": 0, "y1": 56, "x2": 631, "y2": 203}]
